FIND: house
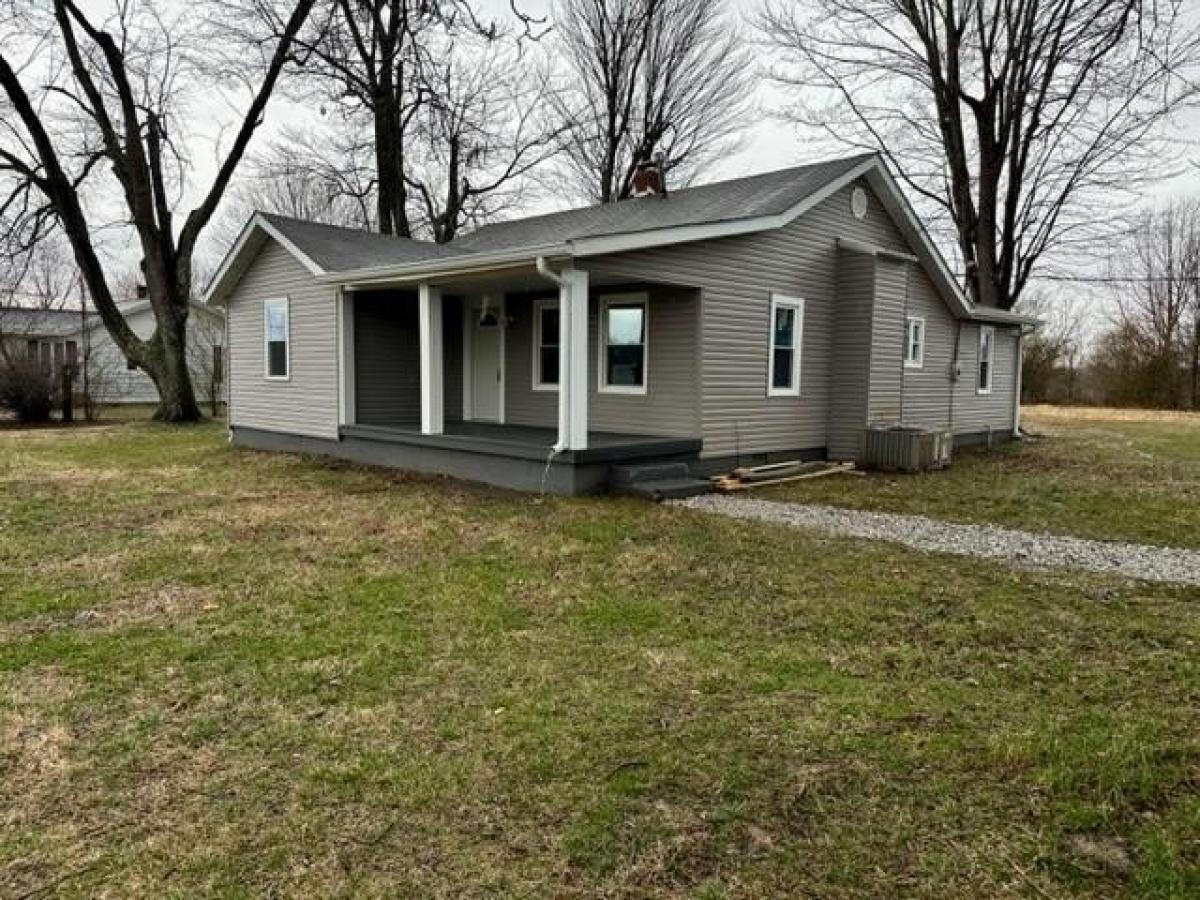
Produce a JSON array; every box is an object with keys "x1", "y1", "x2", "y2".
[
  {"x1": 0, "y1": 296, "x2": 225, "y2": 409},
  {"x1": 0, "y1": 306, "x2": 87, "y2": 374},
  {"x1": 204, "y1": 153, "x2": 1034, "y2": 494},
  {"x1": 80, "y1": 292, "x2": 226, "y2": 408}
]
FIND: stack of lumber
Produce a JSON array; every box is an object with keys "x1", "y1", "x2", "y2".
[{"x1": 710, "y1": 459, "x2": 857, "y2": 492}]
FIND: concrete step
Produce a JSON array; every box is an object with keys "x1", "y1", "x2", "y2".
[
  {"x1": 614, "y1": 477, "x2": 712, "y2": 501},
  {"x1": 609, "y1": 461, "x2": 692, "y2": 485}
]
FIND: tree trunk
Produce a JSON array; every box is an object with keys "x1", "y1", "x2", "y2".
[{"x1": 143, "y1": 304, "x2": 202, "y2": 422}]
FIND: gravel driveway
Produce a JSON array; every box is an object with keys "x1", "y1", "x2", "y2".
[{"x1": 674, "y1": 496, "x2": 1200, "y2": 586}]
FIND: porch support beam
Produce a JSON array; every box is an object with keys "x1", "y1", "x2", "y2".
[
  {"x1": 560, "y1": 267, "x2": 589, "y2": 450},
  {"x1": 337, "y1": 288, "x2": 355, "y2": 427},
  {"x1": 418, "y1": 282, "x2": 444, "y2": 435}
]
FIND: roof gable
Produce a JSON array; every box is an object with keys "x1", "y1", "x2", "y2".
[{"x1": 202, "y1": 153, "x2": 1032, "y2": 325}]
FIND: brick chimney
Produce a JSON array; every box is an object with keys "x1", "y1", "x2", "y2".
[{"x1": 631, "y1": 157, "x2": 667, "y2": 198}]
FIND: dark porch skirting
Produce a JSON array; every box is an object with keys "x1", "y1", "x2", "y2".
[{"x1": 230, "y1": 423, "x2": 701, "y2": 495}]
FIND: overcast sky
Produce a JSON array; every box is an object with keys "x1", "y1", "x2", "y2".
[{"x1": 52, "y1": 0, "x2": 1200, "y2": 333}]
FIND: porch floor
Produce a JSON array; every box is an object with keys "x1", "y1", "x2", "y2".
[{"x1": 341, "y1": 420, "x2": 701, "y2": 466}]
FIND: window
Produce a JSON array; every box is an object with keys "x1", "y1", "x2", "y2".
[
  {"x1": 264, "y1": 297, "x2": 290, "y2": 380},
  {"x1": 767, "y1": 294, "x2": 803, "y2": 396},
  {"x1": 532, "y1": 299, "x2": 559, "y2": 390},
  {"x1": 600, "y1": 294, "x2": 647, "y2": 393},
  {"x1": 977, "y1": 325, "x2": 994, "y2": 394},
  {"x1": 905, "y1": 316, "x2": 925, "y2": 368}
]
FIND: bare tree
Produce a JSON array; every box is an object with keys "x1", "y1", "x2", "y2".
[
  {"x1": 405, "y1": 38, "x2": 564, "y2": 242},
  {"x1": 1107, "y1": 200, "x2": 1200, "y2": 407},
  {"x1": 215, "y1": 126, "x2": 378, "y2": 252},
  {"x1": 259, "y1": 1, "x2": 558, "y2": 242},
  {"x1": 760, "y1": 0, "x2": 1200, "y2": 311},
  {"x1": 0, "y1": 0, "x2": 315, "y2": 421},
  {"x1": 1017, "y1": 290, "x2": 1086, "y2": 403},
  {"x1": 554, "y1": 0, "x2": 750, "y2": 203}
]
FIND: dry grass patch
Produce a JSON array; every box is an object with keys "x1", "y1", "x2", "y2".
[
  {"x1": 761, "y1": 405, "x2": 1200, "y2": 548},
  {"x1": 0, "y1": 421, "x2": 1198, "y2": 898}
]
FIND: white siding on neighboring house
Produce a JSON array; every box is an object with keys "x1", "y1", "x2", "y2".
[
  {"x1": 225, "y1": 239, "x2": 339, "y2": 439},
  {"x1": 85, "y1": 304, "x2": 225, "y2": 405}
]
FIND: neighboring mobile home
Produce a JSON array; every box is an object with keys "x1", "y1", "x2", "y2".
[{"x1": 205, "y1": 153, "x2": 1033, "y2": 494}]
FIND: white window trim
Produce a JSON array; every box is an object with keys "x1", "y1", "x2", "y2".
[
  {"x1": 977, "y1": 325, "x2": 994, "y2": 394},
  {"x1": 263, "y1": 297, "x2": 291, "y2": 381},
  {"x1": 598, "y1": 293, "x2": 649, "y2": 395},
  {"x1": 531, "y1": 297, "x2": 559, "y2": 392},
  {"x1": 766, "y1": 293, "x2": 804, "y2": 397},
  {"x1": 904, "y1": 315, "x2": 925, "y2": 369}
]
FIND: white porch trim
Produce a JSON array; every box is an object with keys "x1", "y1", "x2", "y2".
[
  {"x1": 418, "y1": 282, "x2": 444, "y2": 435},
  {"x1": 337, "y1": 289, "x2": 355, "y2": 427},
  {"x1": 560, "y1": 268, "x2": 589, "y2": 450}
]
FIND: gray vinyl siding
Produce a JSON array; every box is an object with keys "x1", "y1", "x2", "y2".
[
  {"x1": 898, "y1": 267, "x2": 958, "y2": 428},
  {"x1": 503, "y1": 285, "x2": 700, "y2": 438},
  {"x1": 828, "y1": 250, "x2": 874, "y2": 459},
  {"x1": 352, "y1": 291, "x2": 462, "y2": 428},
  {"x1": 354, "y1": 291, "x2": 420, "y2": 427},
  {"x1": 955, "y1": 323, "x2": 1019, "y2": 432},
  {"x1": 587, "y1": 179, "x2": 911, "y2": 457},
  {"x1": 867, "y1": 257, "x2": 906, "y2": 422},
  {"x1": 892, "y1": 271, "x2": 1019, "y2": 435},
  {"x1": 226, "y1": 239, "x2": 339, "y2": 439}
]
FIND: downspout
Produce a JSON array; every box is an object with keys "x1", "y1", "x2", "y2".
[
  {"x1": 1013, "y1": 325, "x2": 1027, "y2": 436},
  {"x1": 535, "y1": 256, "x2": 569, "y2": 453}
]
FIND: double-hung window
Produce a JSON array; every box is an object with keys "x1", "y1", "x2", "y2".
[
  {"x1": 977, "y1": 325, "x2": 994, "y2": 394},
  {"x1": 264, "y1": 297, "x2": 290, "y2": 380},
  {"x1": 905, "y1": 316, "x2": 925, "y2": 368},
  {"x1": 767, "y1": 294, "x2": 803, "y2": 396},
  {"x1": 599, "y1": 294, "x2": 647, "y2": 394},
  {"x1": 532, "y1": 299, "x2": 559, "y2": 390}
]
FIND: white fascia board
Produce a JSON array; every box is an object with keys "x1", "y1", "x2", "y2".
[
  {"x1": 320, "y1": 244, "x2": 571, "y2": 288},
  {"x1": 202, "y1": 213, "x2": 326, "y2": 306}
]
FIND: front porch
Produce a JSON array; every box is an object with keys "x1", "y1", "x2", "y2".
[
  {"x1": 329, "y1": 262, "x2": 704, "y2": 494},
  {"x1": 337, "y1": 421, "x2": 700, "y2": 494}
]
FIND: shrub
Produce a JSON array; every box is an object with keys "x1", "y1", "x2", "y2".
[{"x1": 0, "y1": 355, "x2": 56, "y2": 423}]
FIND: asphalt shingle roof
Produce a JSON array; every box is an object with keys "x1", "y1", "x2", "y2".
[{"x1": 259, "y1": 153, "x2": 876, "y2": 274}]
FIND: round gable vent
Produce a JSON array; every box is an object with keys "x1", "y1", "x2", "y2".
[{"x1": 851, "y1": 187, "x2": 868, "y2": 220}]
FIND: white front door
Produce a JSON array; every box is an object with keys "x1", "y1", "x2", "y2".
[{"x1": 469, "y1": 302, "x2": 503, "y2": 422}]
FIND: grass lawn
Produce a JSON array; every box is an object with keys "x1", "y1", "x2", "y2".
[
  {"x1": 1, "y1": 420, "x2": 1198, "y2": 897},
  {"x1": 761, "y1": 406, "x2": 1200, "y2": 548}
]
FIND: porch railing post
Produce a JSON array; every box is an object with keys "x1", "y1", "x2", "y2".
[
  {"x1": 560, "y1": 268, "x2": 589, "y2": 450},
  {"x1": 418, "y1": 282, "x2": 444, "y2": 435}
]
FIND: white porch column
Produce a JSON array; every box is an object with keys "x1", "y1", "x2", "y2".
[
  {"x1": 337, "y1": 289, "x2": 355, "y2": 427},
  {"x1": 558, "y1": 268, "x2": 589, "y2": 450},
  {"x1": 418, "y1": 282, "x2": 444, "y2": 435}
]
